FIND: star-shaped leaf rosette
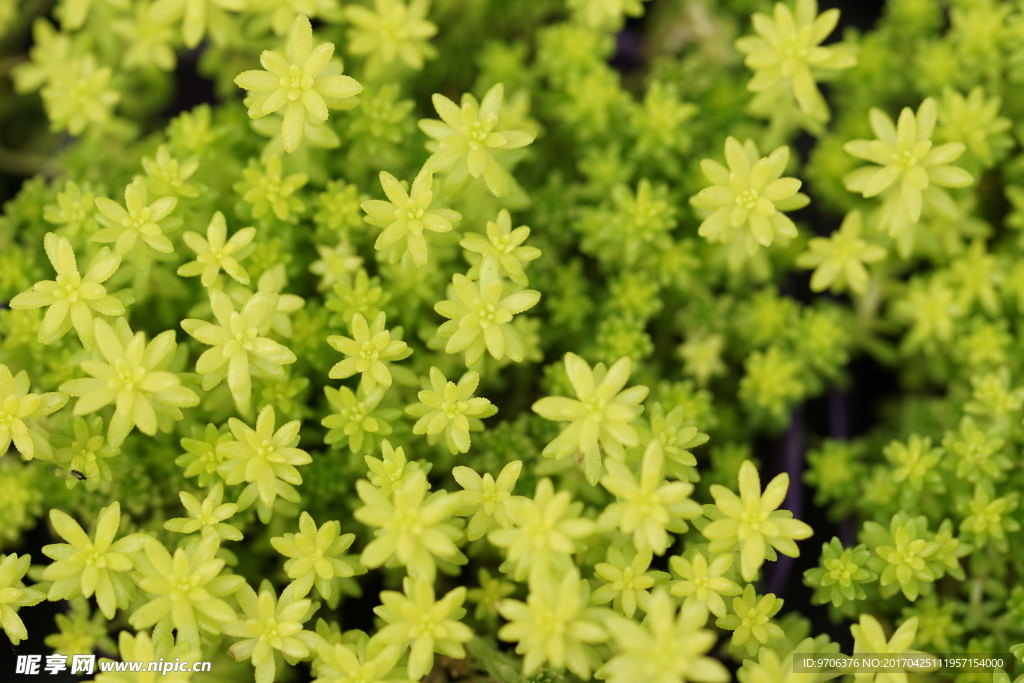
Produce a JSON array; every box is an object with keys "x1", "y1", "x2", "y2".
[
  {"x1": 532, "y1": 353, "x2": 649, "y2": 485},
  {"x1": 0, "y1": 553, "x2": 45, "y2": 646},
  {"x1": 844, "y1": 97, "x2": 974, "y2": 258},
  {"x1": 702, "y1": 460, "x2": 813, "y2": 582},
  {"x1": 361, "y1": 168, "x2": 461, "y2": 266},
  {"x1": 10, "y1": 232, "x2": 125, "y2": 348},
  {"x1": 735, "y1": 0, "x2": 856, "y2": 125},
  {"x1": 181, "y1": 289, "x2": 297, "y2": 415},
  {"x1": 690, "y1": 137, "x2": 809, "y2": 256},
  {"x1": 418, "y1": 83, "x2": 535, "y2": 197},
  {"x1": 234, "y1": 15, "x2": 363, "y2": 153}
]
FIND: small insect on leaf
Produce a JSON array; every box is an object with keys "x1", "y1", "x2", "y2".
[{"x1": 49, "y1": 465, "x2": 87, "y2": 481}]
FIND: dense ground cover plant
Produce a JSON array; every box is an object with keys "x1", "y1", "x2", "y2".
[{"x1": 2, "y1": 0, "x2": 1024, "y2": 681}]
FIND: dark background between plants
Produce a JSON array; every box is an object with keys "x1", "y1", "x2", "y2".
[{"x1": 1, "y1": 0, "x2": 898, "y2": 680}]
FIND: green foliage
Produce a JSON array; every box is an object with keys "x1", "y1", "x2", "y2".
[
  {"x1": 715, "y1": 584, "x2": 785, "y2": 656},
  {"x1": 43, "y1": 597, "x2": 116, "y2": 657},
  {"x1": 234, "y1": 156, "x2": 309, "y2": 222},
  {"x1": 435, "y1": 265, "x2": 541, "y2": 367},
  {"x1": 41, "y1": 502, "x2": 143, "y2": 619},
  {"x1": 862, "y1": 513, "x2": 945, "y2": 601},
  {"x1": 311, "y1": 632, "x2": 409, "y2": 683},
  {"x1": 40, "y1": 56, "x2": 120, "y2": 136},
  {"x1": 598, "y1": 443, "x2": 701, "y2": 554},
  {"x1": 406, "y1": 366, "x2": 496, "y2": 454},
  {"x1": 150, "y1": 0, "x2": 246, "y2": 50},
  {"x1": 94, "y1": 178, "x2": 181, "y2": 257},
  {"x1": 223, "y1": 581, "x2": 320, "y2": 683},
  {"x1": 738, "y1": 345, "x2": 805, "y2": 426},
  {"x1": 0, "y1": 553, "x2": 45, "y2": 645},
  {"x1": 598, "y1": 591, "x2": 728, "y2": 683},
  {"x1": 691, "y1": 137, "x2": 809, "y2": 251},
  {"x1": 452, "y1": 459, "x2": 521, "y2": 543},
  {"x1": 735, "y1": 0, "x2": 856, "y2": 125},
  {"x1": 488, "y1": 478, "x2": 594, "y2": 585},
  {"x1": 61, "y1": 320, "x2": 198, "y2": 447},
  {"x1": 234, "y1": 15, "x2": 362, "y2": 154},
  {"x1": 218, "y1": 405, "x2": 312, "y2": 513},
  {"x1": 703, "y1": 460, "x2": 813, "y2": 582},
  {"x1": 460, "y1": 209, "x2": 541, "y2": 287},
  {"x1": 532, "y1": 353, "x2": 648, "y2": 485},
  {"x1": 178, "y1": 212, "x2": 256, "y2": 286},
  {"x1": 4, "y1": 0, "x2": 1024, "y2": 680},
  {"x1": 361, "y1": 168, "x2": 460, "y2": 266},
  {"x1": 182, "y1": 289, "x2": 297, "y2": 413},
  {"x1": 321, "y1": 383, "x2": 397, "y2": 454},
  {"x1": 804, "y1": 537, "x2": 877, "y2": 608},
  {"x1": 496, "y1": 568, "x2": 606, "y2": 680},
  {"x1": 0, "y1": 364, "x2": 67, "y2": 460},
  {"x1": 345, "y1": 0, "x2": 438, "y2": 76},
  {"x1": 590, "y1": 544, "x2": 666, "y2": 619},
  {"x1": 164, "y1": 482, "x2": 243, "y2": 541},
  {"x1": 419, "y1": 83, "x2": 536, "y2": 197},
  {"x1": 668, "y1": 548, "x2": 742, "y2": 620},
  {"x1": 795, "y1": 210, "x2": 886, "y2": 295},
  {"x1": 129, "y1": 535, "x2": 242, "y2": 645},
  {"x1": 271, "y1": 511, "x2": 363, "y2": 602},
  {"x1": 10, "y1": 233, "x2": 125, "y2": 347},
  {"x1": 844, "y1": 98, "x2": 974, "y2": 257},
  {"x1": 363, "y1": 438, "x2": 424, "y2": 496},
  {"x1": 354, "y1": 470, "x2": 464, "y2": 582},
  {"x1": 327, "y1": 312, "x2": 411, "y2": 390},
  {"x1": 374, "y1": 577, "x2": 472, "y2": 680},
  {"x1": 850, "y1": 614, "x2": 925, "y2": 677}
]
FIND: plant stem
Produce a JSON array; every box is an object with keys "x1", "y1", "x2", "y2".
[
  {"x1": 0, "y1": 55, "x2": 26, "y2": 75},
  {"x1": 0, "y1": 146, "x2": 53, "y2": 176},
  {"x1": 855, "y1": 273, "x2": 883, "y2": 329}
]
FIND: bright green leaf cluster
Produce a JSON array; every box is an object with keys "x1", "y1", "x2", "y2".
[
  {"x1": 532, "y1": 353, "x2": 648, "y2": 484},
  {"x1": 61, "y1": 320, "x2": 198, "y2": 448},
  {"x1": 406, "y1": 367, "x2": 496, "y2": 454},
  {"x1": 271, "y1": 511, "x2": 363, "y2": 602},
  {"x1": 41, "y1": 502, "x2": 142, "y2": 619},
  {"x1": 703, "y1": 460, "x2": 813, "y2": 582},
  {"x1": 0, "y1": 365, "x2": 67, "y2": 460},
  {"x1": 327, "y1": 312, "x2": 411, "y2": 389},
  {"x1": 374, "y1": 577, "x2": 472, "y2": 680},
  {"x1": 354, "y1": 470, "x2": 464, "y2": 582},
  {"x1": 234, "y1": 15, "x2": 363, "y2": 154},
  {"x1": 434, "y1": 265, "x2": 540, "y2": 367},
  {"x1": 129, "y1": 535, "x2": 242, "y2": 646},
  {"x1": 419, "y1": 84, "x2": 536, "y2": 197},
  {"x1": 0, "y1": 554, "x2": 45, "y2": 645},
  {"x1": 178, "y1": 212, "x2": 256, "y2": 287},
  {"x1": 218, "y1": 405, "x2": 312, "y2": 513},
  {"x1": 735, "y1": 0, "x2": 856, "y2": 123},
  {"x1": 361, "y1": 168, "x2": 460, "y2": 267},
  {"x1": 182, "y1": 289, "x2": 297, "y2": 414},
  {"x1": 844, "y1": 97, "x2": 973, "y2": 257},
  {"x1": 10, "y1": 233, "x2": 124, "y2": 347},
  {"x1": 691, "y1": 137, "x2": 809, "y2": 252}
]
